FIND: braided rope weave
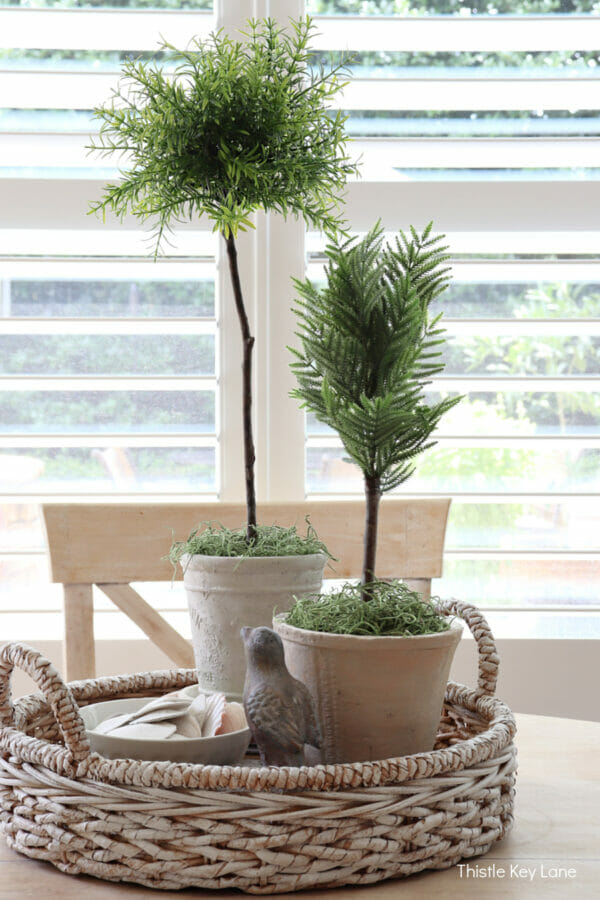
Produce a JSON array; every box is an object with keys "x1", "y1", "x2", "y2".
[{"x1": 0, "y1": 600, "x2": 516, "y2": 893}]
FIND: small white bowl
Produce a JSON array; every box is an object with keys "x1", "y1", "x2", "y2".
[{"x1": 80, "y1": 696, "x2": 251, "y2": 764}]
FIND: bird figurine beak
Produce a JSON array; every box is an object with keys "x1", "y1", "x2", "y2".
[{"x1": 240, "y1": 626, "x2": 252, "y2": 642}]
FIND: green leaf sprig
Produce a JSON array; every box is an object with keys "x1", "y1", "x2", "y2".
[
  {"x1": 290, "y1": 220, "x2": 462, "y2": 492},
  {"x1": 89, "y1": 17, "x2": 359, "y2": 249}
]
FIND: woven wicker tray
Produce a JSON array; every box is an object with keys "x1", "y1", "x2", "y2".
[{"x1": 0, "y1": 599, "x2": 517, "y2": 894}]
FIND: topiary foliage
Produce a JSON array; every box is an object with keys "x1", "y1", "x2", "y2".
[
  {"x1": 89, "y1": 17, "x2": 356, "y2": 245},
  {"x1": 290, "y1": 221, "x2": 462, "y2": 582}
]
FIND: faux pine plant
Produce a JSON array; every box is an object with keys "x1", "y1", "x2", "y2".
[
  {"x1": 291, "y1": 221, "x2": 462, "y2": 586},
  {"x1": 89, "y1": 17, "x2": 356, "y2": 543}
]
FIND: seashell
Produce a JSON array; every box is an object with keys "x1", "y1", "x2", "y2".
[
  {"x1": 93, "y1": 696, "x2": 188, "y2": 732},
  {"x1": 216, "y1": 702, "x2": 247, "y2": 735},
  {"x1": 108, "y1": 722, "x2": 177, "y2": 740},
  {"x1": 201, "y1": 693, "x2": 226, "y2": 738},
  {"x1": 187, "y1": 692, "x2": 226, "y2": 738},
  {"x1": 92, "y1": 713, "x2": 134, "y2": 735},
  {"x1": 133, "y1": 708, "x2": 192, "y2": 725},
  {"x1": 174, "y1": 713, "x2": 204, "y2": 738},
  {"x1": 134, "y1": 694, "x2": 189, "y2": 713}
]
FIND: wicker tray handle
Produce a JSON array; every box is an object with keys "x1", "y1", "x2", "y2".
[
  {"x1": 437, "y1": 598, "x2": 500, "y2": 696},
  {"x1": 0, "y1": 641, "x2": 90, "y2": 772}
]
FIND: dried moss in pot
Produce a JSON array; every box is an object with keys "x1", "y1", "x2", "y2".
[
  {"x1": 169, "y1": 520, "x2": 332, "y2": 564},
  {"x1": 285, "y1": 579, "x2": 451, "y2": 636}
]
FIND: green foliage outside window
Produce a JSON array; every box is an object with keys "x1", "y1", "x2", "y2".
[
  {"x1": 0, "y1": 447, "x2": 214, "y2": 486},
  {"x1": 4, "y1": 1, "x2": 211, "y2": 9},
  {"x1": 0, "y1": 335, "x2": 215, "y2": 376},
  {"x1": 0, "y1": 391, "x2": 214, "y2": 431},
  {"x1": 310, "y1": 1, "x2": 600, "y2": 14},
  {"x1": 8, "y1": 280, "x2": 214, "y2": 317},
  {"x1": 421, "y1": 282, "x2": 600, "y2": 536},
  {"x1": 3, "y1": 278, "x2": 595, "y2": 487},
  {"x1": 454, "y1": 284, "x2": 600, "y2": 432},
  {"x1": 316, "y1": 49, "x2": 600, "y2": 72},
  {"x1": 4, "y1": 0, "x2": 598, "y2": 13}
]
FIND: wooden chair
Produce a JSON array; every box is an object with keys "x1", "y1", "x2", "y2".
[{"x1": 41, "y1": 499, "x2": 451, "y2": 681}]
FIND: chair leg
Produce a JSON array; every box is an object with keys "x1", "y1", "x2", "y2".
[{"x1": 63, "y1": 583, "x2": 96, "y2": 681}]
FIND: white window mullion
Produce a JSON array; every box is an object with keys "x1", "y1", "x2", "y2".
[
  {"x1": 0, "y1": 319, "x2": 215, "y2": 336},
  {"x1": 11, "y1": 71, "x2": 596, "y2": 115},
  {"x1": 449, "y1": 261, "x2": 600, "y2": 281},
  {"x1": 433, "y1": 376, "x2": 600, "y2": 392},
  {"x1": 308, "y1": 232, "x2": 600, "y2": 256},
  {"x1": 343, "y1": 182, "x2": 600, "y2": 233},
  {"x1": 0, "y1": 9, "x2": 214, "y2": 52},
  {"x1": 307, "y1": 489, "x2": 595, "y2": 501},
  {"x1": 308, "y1": 259, "x2": 600, "y2": 283},
  {"x1": 311, "y1": 15, "x2": 600, "y2": 53},
  {"x1": 0, "y1": 229, "x2": 216, "y2": 256},
  {"x1": 307, "y1": 435, "x2": 600, "y2": 449},
  {"x1": 215, "y1": 0, "x2": 305, "y2": 506},
  {"x1": 0, "y1": 71, "x2": 127, "y2": 111},
  {"x1": 216, "y1": 214, "x2": 306, "y2": 506},
  {"x1": 0, "y1": 435, "x2": 217, "y2": 449},
  {"x1": 0, "y1": 376, "x2": 217, "y2": 391},
  {"x1": 443, "y1": 320, "x2": 600, "y2": 338},
  {"x1": 261, "y1": 214, "x2": 306, "y2": 503},
  {"x1": 338, "y1": 78, "x2": 600, "y2": 112},
  {"x1": 0, "y1": 492, "x2": 219, "y2": 504},
  {"x1": 0, "y1": 261, "x2": 216, "y2": 279},
  {"x1": 350, "y1": 138, "x2": 600, "y2": 176}
]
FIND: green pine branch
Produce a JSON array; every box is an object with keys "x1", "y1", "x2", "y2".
[
  {"x1": 290, "y1": 221, "x2": 463, "y2": 583},
  {"x1": 89, "y1": 17, "x2": 358, "y2": 247}
]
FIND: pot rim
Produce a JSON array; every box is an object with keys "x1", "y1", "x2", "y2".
[
  {"x1": 180, "y1": 552, "x2": 329, "y2": 577},
  {"x1": 273, "y1": 611, "x2": 463, "y2": 650},
  {"x1": 181, "y1": 551, "x2": 328, "y2": 565}
]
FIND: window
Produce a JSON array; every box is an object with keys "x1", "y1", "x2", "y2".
[{"x1": 1, "y1": 0, "x2": 598, "y2": 642}]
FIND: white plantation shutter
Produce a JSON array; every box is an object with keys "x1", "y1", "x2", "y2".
[
  {"x1": 0, "y1": 0, "x2": 307, "y2": 637},
  {"x1": 0, "y1": 2, "x2": 218, "y2": 629},
  {"x1": 0, "y1": 0, "x2": 598, "y2": 644},
  {"x1": 305, "y1": 4, "x2": 600, "y2": 610}
]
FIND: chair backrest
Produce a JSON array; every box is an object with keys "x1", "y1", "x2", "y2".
[{"x1": 42, "y1": 499, "x2": 451, "y2": 680}]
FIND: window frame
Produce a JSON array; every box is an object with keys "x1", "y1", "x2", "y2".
[{"x1": 0, "y1": 0, "x2": 598, "y2": 624}]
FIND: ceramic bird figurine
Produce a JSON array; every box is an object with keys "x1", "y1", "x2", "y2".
[{"x1": 241, "y1": 626, "x2": 321, "y2": 767}]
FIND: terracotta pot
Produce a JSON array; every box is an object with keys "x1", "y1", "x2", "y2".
[
  {"x1": 273, "y1": 614, "x2": 463, "y2": 763},
  {"x1": 183, "y1": 554, "x2": 326, "y2": 700}
]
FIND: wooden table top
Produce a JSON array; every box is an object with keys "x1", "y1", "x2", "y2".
[{"x1": 1, "y1": 713, "x2": 598, "y2": 899}]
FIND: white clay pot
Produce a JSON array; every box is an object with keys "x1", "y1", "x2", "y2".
[
  {"x1": 273, "y1": 614, "x2": 463, "y2": 764},
  {"x1": 183, "y1": 554, "x2": 326, "y2": 700}
]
